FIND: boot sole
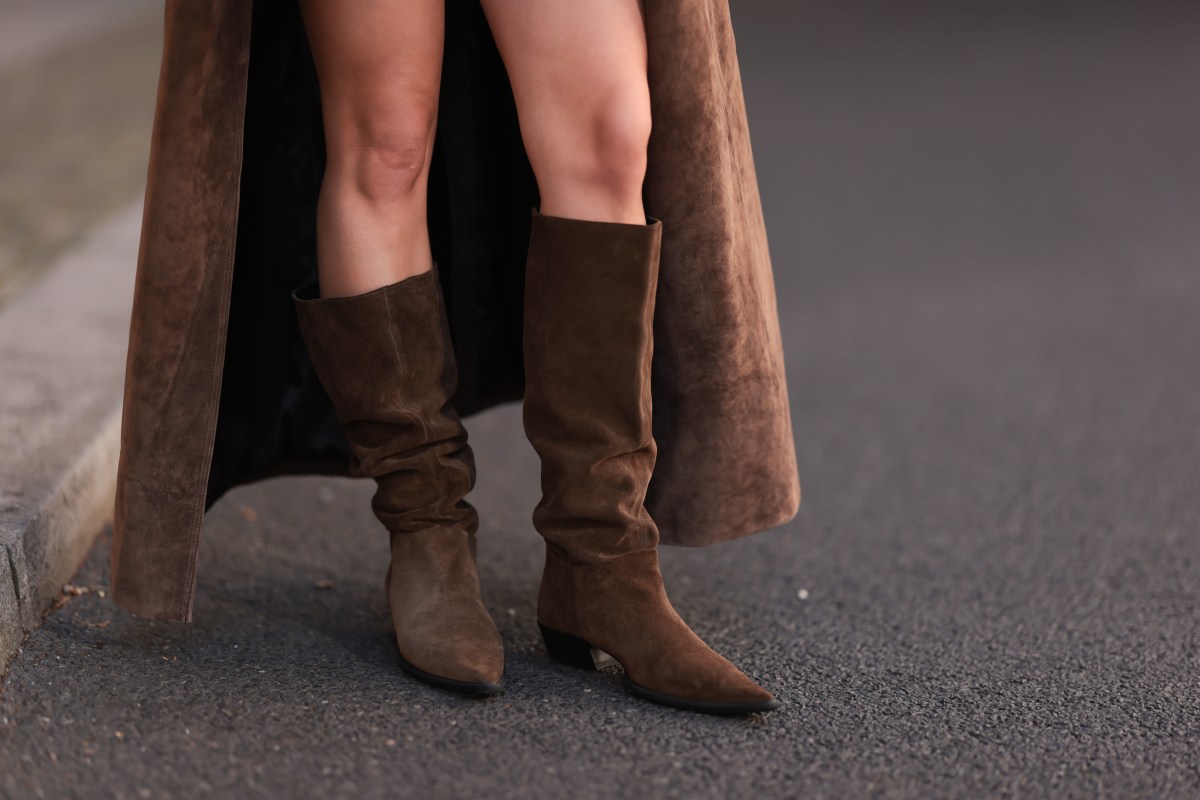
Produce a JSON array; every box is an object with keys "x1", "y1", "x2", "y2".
[
  {"x1": 395, "y1": 647, "x2": 505, "y2": 698},
  {"x1": 539, "y1": 622, "x2": 780, "y2": 715}
]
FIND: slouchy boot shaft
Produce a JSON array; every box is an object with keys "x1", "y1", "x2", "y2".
[
  {"x1": 291, "y1": 265, "x2": 504, "y2": 694},
  {"x1": 293, "y1": 267, "x2": 477, "y2": 538},
  {"x1": 521, "y1": 208, "x2": 777, "y2": 714},
  {"x1": 521, "y1": 212, "x2": 663, "y2": 561}
]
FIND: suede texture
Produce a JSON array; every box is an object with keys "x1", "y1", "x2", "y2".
[
  {"x1": 540, "y1": 549, "x2": 772, "y2": 706},
  {"x1": 291, "y1": 266, "x2": 504, "y2": 686},
  {"x1": 525, "y1": 210, "x2": 773, "y2": 706},
  {"x1": 109, "y1": 0, "x2": 252, "y2": 622},
  {"x1": 111, "y1": 0, "x2": 800, "y2": 622},
  {"x1": 522, "y1": 210, "x2": 663, "y2": 564}
]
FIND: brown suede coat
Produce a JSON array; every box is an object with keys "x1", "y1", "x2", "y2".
[{"x1": 110, "y1": 0, "x2": 801, "y2": 623}]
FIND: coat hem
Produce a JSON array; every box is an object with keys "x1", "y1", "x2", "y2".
[{"x1": 173, "y1": 1, "x2": 253, "y2": 625}]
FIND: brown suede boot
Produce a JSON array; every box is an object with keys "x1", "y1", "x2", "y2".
[
  {"x1": 291, "y1": 265, "x2": 504, "y2": 696},
  {"x1": 522, "y1": 208, "x2": 779, "y2": 714}
]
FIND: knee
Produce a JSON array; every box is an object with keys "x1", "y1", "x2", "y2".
[
  {"x1": 589, "y1": 92, "x2": 652, "y2": 193},
  {"x1": 534, "y1": 85, "x2": 652, "y2": 200},
  {"x1": 324, "y1": 99, "x2": 438, "y2": 203}
]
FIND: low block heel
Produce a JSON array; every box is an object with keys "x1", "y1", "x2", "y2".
[{"x1": 539, "y1": 622, "x2": 602, "y2": 670}]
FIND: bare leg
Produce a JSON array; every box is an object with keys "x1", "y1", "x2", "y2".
[
  {"x1": 294, "y1": 2, "x2": 506, "y2": 697},
  {"x1": 299, "y1": 0, "x2": 444, "y2": 297},
  {"x1": 478, "y1": 0, "x2": 650, "y2": 225},
  {"x1": 481, "y1": 1, "x2": 779, "y2": 714}
]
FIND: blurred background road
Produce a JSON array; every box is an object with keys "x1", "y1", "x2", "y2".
[
  {"x1": 0, "y1": 0, "x2": 156, "y2": 308},
  {"x1": 2, "y1": 3, "x2": 1198, "y2": 799}
]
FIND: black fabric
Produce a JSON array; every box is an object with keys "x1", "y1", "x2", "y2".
[{"x1": 205, "y1": 0, "x2": 536, "y2": 511}]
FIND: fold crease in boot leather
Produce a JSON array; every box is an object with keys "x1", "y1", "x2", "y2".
[{"x1": 291, "y1": 263, "x2": 505, "y2": 698}]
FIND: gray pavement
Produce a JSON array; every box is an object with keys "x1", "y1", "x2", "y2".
[
  {"x1": 0, "y1": 203, "x2": 138, "y2": 670},
  {"x1": 2, "y1": 3, "x2": 1199, "y2": 798}
]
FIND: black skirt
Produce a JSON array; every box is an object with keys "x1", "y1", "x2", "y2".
[{"x1": 206, "y1": 0, "x2": 536, "y2": 510}]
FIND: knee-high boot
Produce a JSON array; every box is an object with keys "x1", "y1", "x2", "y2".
[
  {"x1": 522, "y1": 207, "x2": 778, "y2": 714},
  {"x1": 291, "y1": 265, "x2": 505, "y2": 696}
]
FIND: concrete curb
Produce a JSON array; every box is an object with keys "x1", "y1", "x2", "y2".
[{"x1": 0, "y1": 201, "x2": 140, "y2": 672}]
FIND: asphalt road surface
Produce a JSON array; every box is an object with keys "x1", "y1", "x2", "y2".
[{"x1": 2, "y1": 3, "x2": 1198, "y2": 798}]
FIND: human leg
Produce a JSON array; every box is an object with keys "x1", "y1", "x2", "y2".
[
  {"x1": 480, "y1": 0, "x2": 778, "y2": 713},
  {"x1": 300, "y1": 0, "x2": 444, "y2": 296},
  {"x1": 293, "y1": 0, "x2": 504, "y2": 695},
  {"x1": 479, "y1": 0, "x2": 651, "y2": 225}
]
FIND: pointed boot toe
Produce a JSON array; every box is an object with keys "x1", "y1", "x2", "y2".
[
  {"x1": 386, "y1": 530, "x2": 506, "y2": 697},
  {"x1": 390, "y1": 585, "x2": 505, "y2": 695},
  {"x1": 394, "y1": 629, "x2": 506, "y2": 696},
  {"x1": 626, "y1": 679, "x2": 780, "y2": 715},
  {"x1": 624, "y1": 654, "x2": 780, "y2": 715},
  {"x1": 538, "y1": 548, "x2": 780, "y2": 715}
]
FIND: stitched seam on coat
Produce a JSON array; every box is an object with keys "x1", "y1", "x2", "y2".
[{"x1": 181, "y1": 4, "x2": 253, "y2": 621}]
